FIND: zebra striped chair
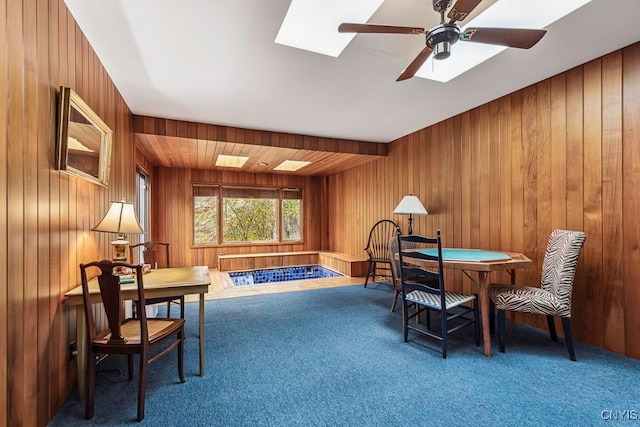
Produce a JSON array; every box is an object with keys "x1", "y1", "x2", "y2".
[{"x1": 488, "y1": 229, "x2": 586, "y2": 361}]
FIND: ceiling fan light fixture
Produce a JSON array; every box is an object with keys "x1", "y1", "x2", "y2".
[
  {"x1": 426, "y1": 23, "x2": 460, "y2": 60},
  {"x1": 434, "y1": 41, "x2": 451, "y2": 60}
]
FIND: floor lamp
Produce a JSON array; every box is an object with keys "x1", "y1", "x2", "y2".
[{"x1": 393, "y1": 194, "x2": 428, "y2": 234}]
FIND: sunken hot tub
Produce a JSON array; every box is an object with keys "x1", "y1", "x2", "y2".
[{"x1": 228, "y1": 265, "x2": 342, "y2": 286}]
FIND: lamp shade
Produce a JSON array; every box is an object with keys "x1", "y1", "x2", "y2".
[
  {"x1": 393, "y1": 194, "x2": 428, "y2": 216},
  {"x1": 92, "y1": 199, "x2": 144, "y2": 234}
]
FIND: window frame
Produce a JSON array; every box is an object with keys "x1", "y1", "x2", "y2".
[{"x1": 192, "y1": 184, "x2": 303, "y2": 247}]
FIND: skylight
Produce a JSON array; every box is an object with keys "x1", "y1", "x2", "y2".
[
  {"x1": 274, "y1": 160, "x2": 311, "y2": 172},
  {"x1": 215, "y1": 155, "x2": 248, "y2": 168},
  {"x1": 275, "y1": 0, "x2": 383, "y2": 57},
  {"x1": 275, "y1": 0, "x2": 592, "y2": 80}
]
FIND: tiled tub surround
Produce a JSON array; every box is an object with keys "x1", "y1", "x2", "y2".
[{"x1": 229, "y1": 265, "x2": 342, "y2": 286}]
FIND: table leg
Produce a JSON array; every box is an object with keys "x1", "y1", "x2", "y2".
[
  {"x1": 477, "y1": 272, "x2": 492, "y2": 357},
  {"x1": 199, "y1": 293, "x2": 205, "y2": 376},
  {"x1": 76, "y1": 306, "x2": 87, "y2": 399}
]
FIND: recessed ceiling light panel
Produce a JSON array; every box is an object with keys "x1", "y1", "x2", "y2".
[
  {"x1": 216, "y1": 155, "x2": 249, "y2": 168},
  {"x1": 274, "y1": 160, "x2": 311, "y2": 172}
]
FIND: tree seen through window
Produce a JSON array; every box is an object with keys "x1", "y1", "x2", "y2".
[{"x1": 193, "y1": 185, "x2": 302, "y2": 245}]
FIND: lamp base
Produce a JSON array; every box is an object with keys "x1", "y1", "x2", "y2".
[{"x1": 111, "y1": 238, "x2": 129, "y2": 261}]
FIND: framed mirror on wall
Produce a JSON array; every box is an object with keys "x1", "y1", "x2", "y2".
[{"x1": 56, "y1": 86, "x2": 112, "y2": 187}]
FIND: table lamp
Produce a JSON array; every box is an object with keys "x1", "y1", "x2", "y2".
[
  {"x1": 92, "y1": 198, "x2": 144, "y2": 261},
  {"x1": 393, "y1": 194, "x2": 428, "y2": 234}
]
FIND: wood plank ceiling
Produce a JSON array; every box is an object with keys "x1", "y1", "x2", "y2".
[{"x1": 133, "y1": 115, "x2": 388, "y2": 176}]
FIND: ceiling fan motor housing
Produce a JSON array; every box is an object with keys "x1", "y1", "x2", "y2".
[{"x1": 427, "y1": 23, "x2": 460, "y2": 60}]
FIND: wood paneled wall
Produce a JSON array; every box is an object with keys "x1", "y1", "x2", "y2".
[
  {"x1": 1, "y1": 1, "x2": 136, "y2": 426},
  {"x1": 2, "y1": 1, "x2": 640, "y2": 425},
  {"x1": 150, "y1": 167, "x2": 328, "y2": 269},
  {"x1": 328, "y1": 42, "x2": 640, "y2": 359}
]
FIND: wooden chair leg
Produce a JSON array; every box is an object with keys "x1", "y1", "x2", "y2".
[
  {"x1": 425, "y1": 307, "x2": 431, "y2": 330},
  {"x1": 390, "y1": 290, "x2": 399, "y2": 312},
  {"x1": 166, "y1": 300, "x2": 172, "y2": 317},
  {"x1": 474, "y1": 297, "x2": 481, "y2": 346},
  {"x1": 127, "y1": 354, "x2": 134, "y2": 380},
  {"x1": 371, "y1": 262, "x2": 377, "y2": 283},
  {"x1": 178, "y1": 330, "x2": 186, "y2": 383},
  {"x1": 497, "y1": 309, "x2": 506, "y2": 353},
  {"x1": 86, "y1": 351, "x2": 96, "y2": 419},
  {"x1": 402, "y1": 301, "x2": 409, "y2": 342},
  {"x1": 546, "y1": 315, "x2": 558, "y2": 341},
  {"x1": 562, "y1": 317, "x2": 577, "y2": 361},
  {"x1": 441, "y1": 310, "x2": 448, "y2": 359},
  {"x1": 489, "y1": 300, "x2": 495, "y2": 334},
  {"x1": 137, "y1": 354, "x2": 148, "y2": 421},
  {"x1": 364, "y1": 262, "x2": 374, "y2": 287}
]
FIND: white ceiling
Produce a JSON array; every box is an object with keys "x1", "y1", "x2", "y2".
[{"x1": 64, "y1": 0, "x2": 640, "y2": 144}]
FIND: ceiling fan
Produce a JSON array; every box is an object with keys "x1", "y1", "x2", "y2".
[{"x1": 338, "y1": 0, "x2": 547, "y2": 81}]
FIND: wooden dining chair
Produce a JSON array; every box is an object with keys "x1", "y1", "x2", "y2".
[
  {"x1": 79, "y1": 260, "x2": 186, "y2": 421},
  {"x1": 364, "y1": 219, "x2": 399, "y2": 287},
  {"x1": 130, "y1": 241, "x2": 184, "y2": 318},
  {"x1": 397, "y1": 229, "x2": 480, "y2": 358},
  {"x1": 388, "y1": 236, "x2": 407, "y2": 312},
  {"x1": 388, "y1": 236, "x2": 440, "y2": 314}
]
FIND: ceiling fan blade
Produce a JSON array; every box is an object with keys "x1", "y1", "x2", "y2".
[
  {"x1": 338, "y1": 23, "x2": 425, "y2": 35},
  {"x1": 460, "y1": 27, "x2": 547, "y2": 49},
  {"x1": 447, "y1": 0, "x2": 484, "y2": 22},
  {"x1": 397, "y1": 46, "x2": 434, "y2": 81}
]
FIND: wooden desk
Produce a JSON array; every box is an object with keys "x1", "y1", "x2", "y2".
[
  {"x1": 402, "y1": 250, "x2": 532, "y2": 357},
  {"x1": 65, "y1": 266, "x2": 211, "y2": 398}
]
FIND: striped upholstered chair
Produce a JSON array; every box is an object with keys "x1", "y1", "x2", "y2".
[{"x1": 488, "y1": 229, "x2": 586, "y2": 361}]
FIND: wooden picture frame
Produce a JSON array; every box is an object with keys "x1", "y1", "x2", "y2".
[{"x1": 56, "y1": 86, "x2": 112, "y2": 187}]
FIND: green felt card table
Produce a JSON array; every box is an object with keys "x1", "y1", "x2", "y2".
[
  {"x1": 401, "y1": 249, "x2": 532, "y2": 357},
  {"x1": 417, "y1": 248, "x2": 512, "y2": 262}
]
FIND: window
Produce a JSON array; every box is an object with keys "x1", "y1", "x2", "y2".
[
  {"x1": 223, "y1": 187, "x2": 278, "y2": 243},
  {"x1": 193, "y1": 185, "x2": 302, "y2": 245},
  {"x1": 135, "y1": 169, "x2": 150, "y2": 263},
  {"x1": 282, "y1": 189, "x2": 302, "y2": 241},
  {"x1": 136, "y1": 168, "x2": 150, "y2": 241},
  {"x1": 194, "y1": 185, "x2": 219, "y2": 244}
]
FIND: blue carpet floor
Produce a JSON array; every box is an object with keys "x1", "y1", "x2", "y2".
[{"x1": 48, "y1": 284, "x2": 640, "y2": 426}]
